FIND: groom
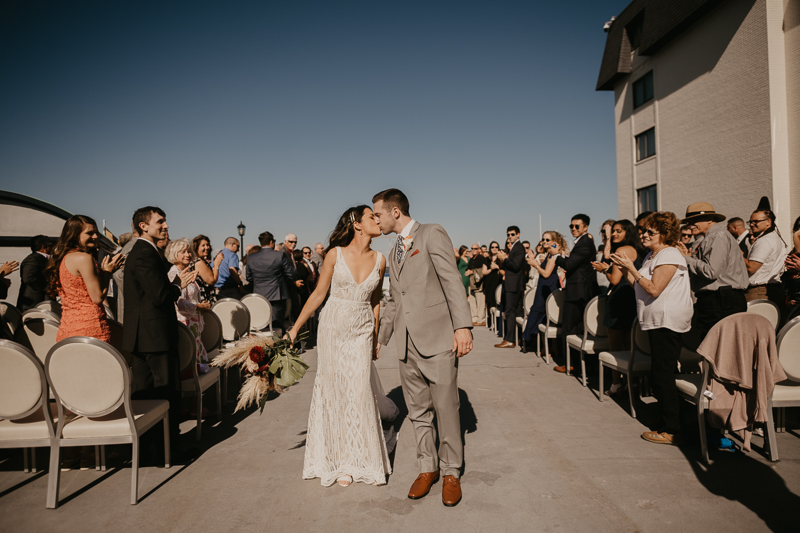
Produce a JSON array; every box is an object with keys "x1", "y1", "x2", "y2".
[{"x1": 373, "y1": 188, "x2": 473, "y2": 507}]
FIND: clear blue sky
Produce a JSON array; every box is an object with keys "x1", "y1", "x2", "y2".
[{"x1": 0, "y1": 0, "x2": 626, "y2": 257}]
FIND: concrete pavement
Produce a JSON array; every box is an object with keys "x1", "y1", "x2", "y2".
[{"x1": 1, "y1": 326, "x2": 798, "y2": 532}]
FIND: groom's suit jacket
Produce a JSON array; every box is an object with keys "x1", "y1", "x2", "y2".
[{"x1": 378, "y1": 222, "x2": 472, "y2": 357}]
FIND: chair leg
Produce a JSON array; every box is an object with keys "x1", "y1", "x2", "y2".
[
  {"x1": 23, "y1": 448, "x2": 29, "y2": 473},
  {"x1": 100, "y1": 444, "x2": 107, "y2": 472},
  {"x1": 163, "y1": 413, "x2": 171, "y2": 469},
  {"x1": 580, "y1": 350, "x2": 587, "y2": 387},
  {"x1": 196, "y1": 393, "x2": 203, "y2": 442},
  {"x1": 216, "y1": 379, "x2": 222, "y2": 421},
  {"x1": 626, "y1": 372, "x2": 636, "y2": 419},
  {"x1": 766, "y1": 403, "x2": 779, "y2": 461},
  {"x1": 131, "y1": 436, "x2": 139, "y2": 505},
  {"x1": 599, "y1": 363, "x2": 604, "y2": 402},
  {"x1": 565, "y1": 345, "x2": 571, "y2": 376},
  {"x1": 95, "y1": 445, "x2": 101, "y2": 471},
  {"x1": 31, "y1": 447, "x2": 37, "y2": 473},
  {"x1": 697, "y1": 402, "x2": 709, "y2": 465},
  {"x1": 47, "y1": 444, "x2": 61, "y2": 509}
]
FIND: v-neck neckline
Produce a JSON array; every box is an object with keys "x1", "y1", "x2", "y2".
[{"x1": 339, "y1": 247, "x2": 379, "y2": 286}]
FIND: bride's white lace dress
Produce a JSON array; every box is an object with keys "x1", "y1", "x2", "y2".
[{"x1": 303, "y1": 248, "x2": 392, "y2": 486}]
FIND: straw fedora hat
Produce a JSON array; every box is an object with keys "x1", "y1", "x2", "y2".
[{"x1": 681, "y1": 202, "x2": 726, "y2": 224}]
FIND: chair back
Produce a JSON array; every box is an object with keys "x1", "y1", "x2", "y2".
[
  {"x1": 494, "y1": 285, "x2": 502, "y2": 307},
  {"x1": 22, "y1": 308, "x2": 61, "y2": 324},
  {"x1": 582, "y1": 296, "x2": 607, "y2": 337},
  {"x1": 545, "y1": 289, "x2": 565, "y2": 325},
  {"x1": 0, "y1": 340, "x2": 47, "y2": 420},
  {"x1": 747, "y1": 299, "x2": 781, "y2": 331},
  {"x1": 46, "y1": 337, "x2": 128, "y2": 418},
  {"x1": 632, "y1": 321, "x2": 650, "y2": 355},
  {"x1": 106, "y1": 319, "x2": 134, "y2": 367},
  {"x1": 211, "y1": 298, "x2": 251, "y2": 342},
  {"x1": 523, "y1": 289, "x2": 537, "y2": 318},
  {"x1": 777, "y1": 316, "x2": 800, "y2": 382},
  {"x1": 0, "y1": 302, "x2": 23, "y2": 335},
  {"x1": 241, "y1": 294, "x2": 273, "y2": 331},
  {"x1": 35, "y1": 300, "x2": 62, "y2": 317},
  {"x1": 177, "y1": 322, "x2": 197, "y2": 373},
  {"x1": 22, "y1": 318, "x2": 60, "y2": 364},
  {"x1": 201, "y1": 310, "x2": 223, "y2": 353}
]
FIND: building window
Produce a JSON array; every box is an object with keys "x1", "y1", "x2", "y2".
[
  {"x1": 636, "y1": 128, "x2": 655, "y2": 161},
  {"x1": 633, "y1": 71, "x2": 654, "y2": 108},
  {"x1": 638, "y1": 185, "x2": 657, "y2": 213}
]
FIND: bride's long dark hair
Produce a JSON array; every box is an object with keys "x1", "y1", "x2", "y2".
[{"x1": 325, "y1": 205, "x2": 370, "y2": 255}]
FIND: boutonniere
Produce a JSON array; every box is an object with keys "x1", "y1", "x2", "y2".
[{"x1": 402, "y1": 237, "x2": 414, "y2": 251}]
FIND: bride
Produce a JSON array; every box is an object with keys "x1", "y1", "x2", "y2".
[{"x1": 287, "y1": 205, "x2": 392, "y2": 487}]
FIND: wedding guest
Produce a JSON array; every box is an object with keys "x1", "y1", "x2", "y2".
[
  {"x1": 743, "y1": 197, "x2": 787, "y2": 307},
  {"x1": 481, "y1": 244, "x2": 488, "y2": 256},
  {"x1": 301, "y1": 246, "x2": 319, "y2": 294},
  {"x1": 592, "y1": 220, "x2": 643, "y2": 396},
  {"x1": 522, "y1": 241, "x2": 531, "y2": 254},
  {"x1": 191, "y1": 234, "x2": 222, "y2": 303},
  {"x1": 156, "y1": 233, "x2": 171, "y2": 272},
  {"x1": 636, "y1": 211, "x2": 653, "y2": 236},
  {"x1": 495, "y1": 226, "x2": 526, "y2": 348},
  {"x1": 241, "y1": 245, "x2": 262, "y2": 293},
  {"x1": 0, "y1": 260, "x2": 19, "y2": 300},
  {"x1": 17, "y1": 235, "x2": 52, "y2": 311},
  {"x1": 727, "y1": 217, "x2": 750, "y2": 255},
  {"x1": 466, "y1": 243, "x2": 489, "y2": 326},
  {"x1": 166, "y1": 238, "x2": 211, "y2": 379},
  {"x1": 611, "y1": 211, "x2": 693, "y2": 446},
  {"x1": 246, "y1": 231, "x2": 296, "y2": 331},
  {"x1": 215, "y1": 237, "x2": 243, "y2": 300},
  {"x1": 596, "y1": 220, "x2": 615, "y2": 289},
  {"x1": 294, "y1": 248, "x2": 312, "y2": 307},
  {"x1": 46, "y1": 215, "x2": 123, "y2": 470},
  {"x1": 457, "y1": 245, "x2": 470, "y2": 295},
  {"x1": 680, "y1": 227, "x2": 694, "y2": 246},
  {"x1": 677, "y1": 202, "x2": 748, "y2": 351},
  {"x1": 483, "y1": 241, "x2": 503, "y2": 316},
  {"x1": 113, "y1": 225, "x2": 138, "y2": 322},
  {"x1": 521, "y1": 231, "x2": 566, "y2": 352},
  {"x1": 553, "y1": 214, "x2": 598, "y2": 372},
  {"x1": 123, "y1": 206, "x2": 197, "y2": 463},
  {"x1": 782, "y1": 216, "x2": 800, "y2": 323},
  {"x1": 284, "y1": 233, "x2": 301, "y2": 320},
  {"x1": 311, "y1": 243, "x2": 325, "y2": 270}
]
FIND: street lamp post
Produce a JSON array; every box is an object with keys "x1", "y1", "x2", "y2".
[{"x1": 237, "y1": 221, "x2": 246, "y2": 262}]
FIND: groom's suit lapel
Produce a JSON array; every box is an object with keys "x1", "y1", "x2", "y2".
[{"x1": 397, "y1": 221, "x2": 420, "y2": 279}]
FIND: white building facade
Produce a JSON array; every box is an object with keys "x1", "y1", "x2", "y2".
[{"x1": 597, "y1": 0, "x2": 799, "y2": 236}]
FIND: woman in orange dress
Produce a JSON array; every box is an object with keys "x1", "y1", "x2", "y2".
[
  {"x1": 44, "y1": 215, "x2": 123, "y2": 470},
  {"x1": 46, "y1": 215, "x2": 123, "y2": 344}
]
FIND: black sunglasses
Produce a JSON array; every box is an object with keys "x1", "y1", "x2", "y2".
[{"x1": 569, "y1": 224, "x2": 582, "y2": 230}]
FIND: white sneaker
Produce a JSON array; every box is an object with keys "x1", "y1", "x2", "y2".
[{"x1": 384, "y1": 426, "x2": 397, "y2": 454}]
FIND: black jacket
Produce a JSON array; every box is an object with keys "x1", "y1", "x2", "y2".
[
  {"x1": 122, "y1": 239, "x2": 181, "y2": 353},
  {"x1": 555, "y1": 233, "x2": 599, "y2": 302},
  {"x1": 17, "y1": 252, "x2": 49, "y2": 311},
  {"x1": 501, "y1": 242, "x2": 527, "y2": 293},
  {"x1": 245, "y1": 247, "x2": 296, "y2": 302}
]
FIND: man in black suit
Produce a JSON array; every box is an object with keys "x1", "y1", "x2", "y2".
[
  {"x1": 122, "y1": 206, "x2": 196, "y2": 459},
  {"x1": 16, "y1": 235, "x2": 52, "y2": 311},
  {"x1": 246, "y1": 231, "x2": 297, "y2": 332},
  {"x1": 553, "y1": 214, "x2": 599, "y2": 373},
  {"x1": 495, "y1": 226, "x2": 527, "y2": 348}
]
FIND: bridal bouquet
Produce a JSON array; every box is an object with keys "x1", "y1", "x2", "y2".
[{"x1": 211, "y1": 332, "x2": 309, "y2": 414}]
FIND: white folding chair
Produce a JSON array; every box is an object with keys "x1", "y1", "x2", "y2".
[
  {"x1": 21, "y1": 308, "x2": 61, "y2": 325},
  {"x1": 674, "y1": 352, "x2": 711, "y2": 464},
  {"x1": 566, "y1": 296, "x2": 609, "y2": 385},
  {"x1": 178, "y1": 323, "x2": 221, "y2": 441},
  {"x1": 0, "y1": 340, "x2": 56, "y2": 476},
  {"x1": 1, "y1": 302, "x2": 23, "y2": 337},
  {"x1": 490, "y1": 285, "x2": 503, "y2": 335},
  {"x1": 516, "y1": 288, "x2": 537, "y2": 352},
  {"x1": 21, "y1": 318, "x2": 60, "y2": 364},
  {"x1": 598, "y1": 321, "x2": 651, "y2": 418},
  {"x1": 241, "y1": 293, "x2": 274, "y2": 334},
  {"x1": 768, "y1": 316, "x2": 800, "y2": 460},
  {"x1": 45, "y1": 337, "x2": 170, "y2": 507},
  {"x1": 747, "y1": 299, "x2": 781, "y2": 331},
  {"x1": 537, "y1": 289, "x2": 565, "y2": 365},
  {"x1": 200, "y1": 310, "x2": 228, "y2": 404},
  {"x1": 35, "y1": 300, "x2": 62, "y2": 317}
]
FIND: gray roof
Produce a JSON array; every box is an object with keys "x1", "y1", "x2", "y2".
[{"x1": 596, "y1": 0, "x2": 725, "y2": 91}]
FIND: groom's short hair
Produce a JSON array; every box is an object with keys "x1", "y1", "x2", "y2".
[{"x1": 372, "y1": 188, "x2": 410, "y2": 217}]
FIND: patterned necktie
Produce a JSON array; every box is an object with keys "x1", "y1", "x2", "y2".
[{"x1": 396, "y1": 235, "x2": 404, "y2": 265}]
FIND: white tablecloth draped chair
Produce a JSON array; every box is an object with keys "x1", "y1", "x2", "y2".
[
  {"x1": 45, "y1": 337, "x2": 170, "y2": 507},
  {"x1": 34, "y1": 300, "x2": 62, "y2": 317},
  {"x1": 241, "y1": 293, "x2": 274, "y2": 335},
  {"x1": 598, "y1": 321, "x2": 651, "y2": 418},
  {"x1": 566, "y1": 295, "x2": 609, "y2": 386},
  {"x1": 537, "y1": 289, "x2": 565, "y2": 365},
  {"x1": 178, "y1": 322, "x2": 221, "y2": 441},
  {"x1": 21, "y1": 308, "x2": 61, "y2": 325},
  {"x1": 0, "y1": 340, "x2": 56, "y2": 476},
  {"x1": 746, "y1": 298, "x2": 781, "y2": 331},
  {"x1": 515, "y1": 289, "x2": 537, "y2": 351},
  {"x1": 769, "y1": 316, "x2": 800, "y2": 459}
]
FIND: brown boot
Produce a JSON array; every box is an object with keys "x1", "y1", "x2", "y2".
[
  {"x1": 494, "y1": 341, "x2": 515, "y2": 348},
  {"x1": 408, "y1": 471, "x2": 440, "y2": 500},
  {"x1": 442, "y1": 475, "x2": 462, "y2": 507}
]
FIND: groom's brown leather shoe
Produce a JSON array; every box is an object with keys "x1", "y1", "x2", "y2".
[
  {"x1": 494, "y1": 341, "x2": 515, "y2": 348},
  {"x1": 408, "y1": 472, "x2": 439, "y2": 500},
  {"x1": 442, "y1": 475, "x2": 462, "y2": 507}
]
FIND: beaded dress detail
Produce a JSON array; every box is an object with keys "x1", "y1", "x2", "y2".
[
  {"x1": 56, "y1": 259, "x2": 110, "y2": 343},
  {"x1": 303, "y1": 248, "x2": 391, "y2": 486}
]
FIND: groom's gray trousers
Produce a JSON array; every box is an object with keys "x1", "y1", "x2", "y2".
[{"x1": 400, "y1": 332, "x2": 462, "y2": 478}]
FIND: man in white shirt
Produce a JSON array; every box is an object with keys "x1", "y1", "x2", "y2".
[{"x1": 744, "y1": 210, "x2": 786, "y2": 306}]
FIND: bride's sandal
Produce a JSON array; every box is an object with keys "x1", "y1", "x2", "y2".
[{"x1": 337, "y1": 475, "x2": 353, "y2": 487}]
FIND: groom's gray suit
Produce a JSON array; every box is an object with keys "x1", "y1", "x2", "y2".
[{"x1": 378, "y1": 221, "x2": 472, "y2": 478}]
